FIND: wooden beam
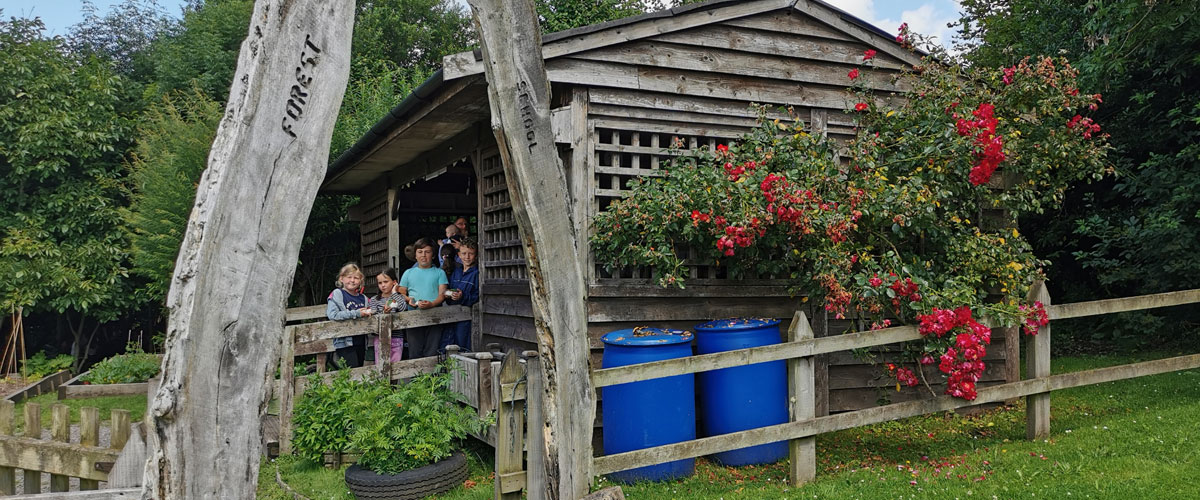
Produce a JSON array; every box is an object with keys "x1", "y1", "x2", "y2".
[
  {"x1": 786, "y1": 311, "x2": 816, "y2": 486},
  {"x1": 494, "y1": 350, "x2": 525, "y2": 500},
  {"x1": 284, "y1": 305, "x2": 325, "y2": 323},
  {"x1": 593, "y1": 351, "x2": 1200, "y2": 475},
  {"x1": 468, "y1": 0, "x2": 596, "y2": 497},
  {"x1": 0, "y1": 402, "x2": 13, "y2": 495},
  {"x1": 592, "y1": 324, "x2": 922, "y2": 388},
  {"x1": 0, "y1": 434, "x2": 120, "y2": 481},
  {"x1": 142, "y1": 1, "x2": 354, "y2": 497},
  {"x1": 1048, "y1": 288, "x2": 1200, "y2": 320},
  {"x1": 288, "y1": 306, "x2": 473, "y2": 343},
  {"x1": 792, "y1": 0, "x2": 924, "y2": 68},
  {"x1": 59, "y1": 383, "x2": 149, "y2": 400}
]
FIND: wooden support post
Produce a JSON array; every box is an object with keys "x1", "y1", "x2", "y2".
[
  {"x1": 141, "y1": 0, "x2": 353, "y2": 497},
  {"x1": 378, "y1": 315, "x2": 393, "y2": 378},
  {"x1": 467, "y1": 1, "x2": 595, "y2": 496},
  {"x1": 279, "y1": 327, "x2": 296, "y2": 455},
  {"x1": 79, "y1": 407, "x2": 100, "y2": 490},
  {"x1": 476, "y1": 352, "x2": 496, "y2": 420},
  {"x1": 0, "y1": 401, "x2": 14, "y2": 494},
  {"x1": 523, "y1": 350, "x2": 546, "y2": 500},
  {"x1": 786, "y1": 311, "x2": 816, "y2": 486},
  {"x1": 1026, "y1": 281, "x2": 1051, "y2": 440},
  {"x1": 495, "y1": 349, "x2": 525, "y2": 500},
  {"x1": 24, "y1": 402, "x2": 40, "y2": 494},
  {"x1": 50, "y1": 404, "x2": 70, "y2": 492}
]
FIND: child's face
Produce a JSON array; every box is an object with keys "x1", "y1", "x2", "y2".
[
  {"x1": 459, "y1": 247, "x2": 477, "y2": 268},
  {"x1": 445, "y1": 226, "x2": 458, "y2": 238},
  {"x1": 342, "y1": 272, "x2": 364, "y2": 292},
  {"x1": 415, "y1": 246, "x2": 434, "y2": 267},
  {"x1": 376, "y1": 273, "x2": 395, "y2": 294}
]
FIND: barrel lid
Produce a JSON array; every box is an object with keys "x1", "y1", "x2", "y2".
[
  {"x1": 601, "y1": 327, "x2": 694, "y2": 346},
  {"x1": 694, "y1": 317, "x2": 781, "y2": 331}
]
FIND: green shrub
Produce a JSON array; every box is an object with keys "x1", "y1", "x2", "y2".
[
  {"x1": 349, "y1": 362, "x2": 488, "y2": 474},
  {"x1": 81, "y1": 346, "x2": 160, "y2": 384},
  {"x1": 21, "y1": 351, "x2": 74, "y2": 380},
  {"x1": 291, "y1": 370, "x2": 392, "y2": 464}
]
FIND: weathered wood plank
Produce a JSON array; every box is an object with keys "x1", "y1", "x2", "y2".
[
  {"x1": 721, "y1": 9, "x2": 856, "y2": 42},
  {"x1": 593, "y1": 352, "x2": 1200, "y2": 475},
  {"x1": 17, "y1": 488, "x2": 141, "y2": 499},
  {"x1": 587, "y1": 283, "x2": 796, "y2": 297},
  {"x1": 389, "y1": 356, "x2": 442, "y2": 380},
  {"x1": 79, "y1": 407, "x2": 101, "y2": 490},
  {"x1": 50, "y1": 405, "x2": 71, "y2": 492},
  {"x1": 653, "y1": 23, "x2": 907, "y2": 70},
  {"x1": 482, "y1": 314, "x2": 539, "y2": 343},
  {"x1": 587, "y1": 296, "x2": 803, "y2": 322},
  {"x1": 591, "y1": 116, "x2": 749, "y2": 140},
  {"x1": 786, "y1": 312, "x2": 816, "y2": 487},
  {"x1": 573, "y1": 40, "x2": 907, "y2": 92},
  {"x1": 59, "y1": 383, "x2": 150, "y2": 400},
  {"x1": 143, "y1": 0, "x2": 354, "y2": 497},
  {"x1": 588, "y1": 87, "x2": 798, "y2": 122},
  {"x1": 0, "y1": 401, "x2": 13, "y2": 494},
  {"x1": 1026, "y1": 281, "x2": 1051, "y2": 440},
  {"x1": 0, "y1": 434, "x2": 119, "y2": 481},
  {"x1": 791, "y1": 0, "x2": 924, "y2": 68},
  {"x1": 524, "y1": 351, "x2": 546, "y2": 500},
  {"x1": 289, "y1": 306, "x2": 474, "y2": 343},
  {"x1": 1048, "y1": 288, "x2": 1200, "y2": 320},
  {"x1": 23, "y1": 402, "x2": 41, "y2": 494},
  {"x1": 494, "y1": 351, "x2": 525, "y2": 499},
  {"x1": 284, "y1": 305, "x2": 326, "y2": 323}
]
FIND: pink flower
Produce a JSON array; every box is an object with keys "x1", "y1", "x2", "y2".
[{"x1": 863, "y1": 49, "x2": 877, "y2": 61}]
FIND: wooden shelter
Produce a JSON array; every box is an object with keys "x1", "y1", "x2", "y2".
[{"x1": 321, "y1": 0, "x2": 1019, "y2": 414}]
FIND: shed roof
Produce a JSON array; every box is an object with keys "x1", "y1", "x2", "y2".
[{"x1": 322, "y1": 0, "x2": 920, "y2": 193}]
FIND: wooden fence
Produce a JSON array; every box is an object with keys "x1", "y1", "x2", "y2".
[
  {"x1": 277, "y1": 304, "x2": 480, "y2": 454},
  {"x1": 0, "y1": 401, "x2": 131, "y2": 495},
  {"x1": 581, "y1": 282, "x2": 1200, "y2": 487}
]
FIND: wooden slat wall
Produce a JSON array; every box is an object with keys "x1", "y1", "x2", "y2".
[
  {"x1": 479, "y1": 152, "x2": 526, "y2": 283},
  {"x1": 358, "y1": 188, "x2": 390, "y2": 289}
]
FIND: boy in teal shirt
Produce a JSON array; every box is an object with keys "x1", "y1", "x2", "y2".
[{"x1": 397, "y1": 238, "x2": 448, "y2": 357}]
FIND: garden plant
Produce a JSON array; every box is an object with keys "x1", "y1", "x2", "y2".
[{"x1": 593, "y1": 34, "x2": 1112, "y2": 400}]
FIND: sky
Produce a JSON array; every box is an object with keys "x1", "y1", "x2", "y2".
[{"x1": 5, "y1": 0, "x2": 964, "y2": 50}]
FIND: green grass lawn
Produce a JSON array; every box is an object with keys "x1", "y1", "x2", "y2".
[
  {"x1": 258, "y1": 353, "x2": 1200, "y2": 499},
  {"x1": 12, "y1": 393, "x2": 147, "y2": 433}
]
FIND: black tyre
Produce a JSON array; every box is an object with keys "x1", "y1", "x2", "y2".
[{"x1": 344, "y1": 451, "x2": 468, "y2": 500}]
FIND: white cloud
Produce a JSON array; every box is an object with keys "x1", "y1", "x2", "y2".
[{"x1": 821, "y1": 0, "x2": 962, "y2": 53}]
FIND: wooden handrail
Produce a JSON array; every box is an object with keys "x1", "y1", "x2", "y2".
[
  {"x1": 1048, "y1": 288, "x2": 1200, "y2": 320},
  {"x1": 285, "y1": 305, "x2": 474, "y2": 344}
]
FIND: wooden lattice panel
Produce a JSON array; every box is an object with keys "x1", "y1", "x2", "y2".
[
  {"x1": 359, "y1": 192, "x2": 389, "y2": 289},
  {"x1": 479, "y1": 152, "x2": 527, "y2": 282}
]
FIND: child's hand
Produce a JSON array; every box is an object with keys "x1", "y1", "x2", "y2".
[
  {"x1": 417, "y1": 300, "x2": 433, "y2": 309},
  {"x1": 358, "y1": 308, "x2": 373, "y2": 317},
  {"x1": 451, "y1": 290, "x2": 463, "y2": 301}
]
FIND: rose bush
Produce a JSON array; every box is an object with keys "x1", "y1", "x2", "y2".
[{"x1": 592, "y1": 47, "x2": 1108, "y2": 400}]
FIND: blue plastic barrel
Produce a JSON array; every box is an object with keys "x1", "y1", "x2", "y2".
[
  {"x1": 694, "y1": 318, "x2": 788, "y2": 466},
  {"x1": 601, "y1": 327, "x2": 696, "y2": 483}
]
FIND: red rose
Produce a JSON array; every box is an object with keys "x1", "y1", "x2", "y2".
[
  {"x1": 848, "y1": 68, "x2": 859, "y2": 80},
  {"x1": 855, "y1": 102, "x2": 869, "y2": 112},
  {"x1": 863, "y1": 49, "x2": 877, "y2": 61}
]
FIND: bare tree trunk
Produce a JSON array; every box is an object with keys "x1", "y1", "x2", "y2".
[
  {"x1": 466, "y1": 1, "x2": 595, "y2": 498},
  {"x1": 141, "y1": 1, "x2": 353, "y2": 498}
]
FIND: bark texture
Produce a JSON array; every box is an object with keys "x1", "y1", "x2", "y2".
[
  {"x1": 466, "y1": 0, "x2": 596, "y2": 498},
  {"x1": 141, "y1": 1, "x2": 352, "y2": 498}
]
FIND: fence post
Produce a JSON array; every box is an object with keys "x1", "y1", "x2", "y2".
[
  {"x1": 279, "y1": 326, "x2": 296, "y2": 455},
  {"x1": 523, "y1": 350, "x2": 545, "y2": 500},
  {"x1": 1026, "y1": 281, "x2": 1051, "y2": 440},
  {"x1": 494, "y1": 349, "x2": 525, "y2": 500},
  {"x1": 786, "y1": 311, "x2": 816, "y2": 486},
  {"x1": 378, "y1": 315, "x2": 393, "y2": 379},
  {"x1": 50, "y1": 404, "x2": 70, "y2": 492},
  {"x1": 23, "y1": 402, "x2": 40, "y2": 494},
  {"x1": 0, "y1": 401, "x2": 14, "y2": 494},
  {"x1": 79, "y1": 407, "x2": 100, "y2": 490}
]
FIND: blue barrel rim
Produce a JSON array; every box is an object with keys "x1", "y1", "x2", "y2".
[
  {"x1": 694, "y1": 317, "x2": 782, "y2": 331},
  {"x1": 602, "y1": 327, "x2": 694, "y2": 347}
]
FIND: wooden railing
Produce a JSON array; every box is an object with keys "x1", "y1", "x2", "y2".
[
  {"x1": 0, "y1": 401, "x2": 131, "y2": 495},
  {"x1": 585, "y1": 283, "x2": 1200, "y2": 486},
  {"x1": 276, "y1": 304, "x2": 480, "y2": 455}
]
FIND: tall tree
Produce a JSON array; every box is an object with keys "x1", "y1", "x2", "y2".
[
  {"x1": 0, "y1": 16, "x2": 133, "y2": 367},
  {"x1": 68, "y1": 0, "x2": 174, "y2": 80},
  {"x1": 956, "y1": 0, "x2": 1200, "y2": 347},
  {"x1": 124, "y1": 88, "x2": 223, "y2": 305},
  {"x1": 143, "y1": 0, "x2": 254, "y2": 100}
]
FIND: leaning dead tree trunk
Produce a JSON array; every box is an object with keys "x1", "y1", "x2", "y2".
[
  {"x1": 467, "y1": 1, "x2": 595, "y2": 498},
  {"x1": 141, "y1": 1, "x2": 352, "y2": 498}
]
